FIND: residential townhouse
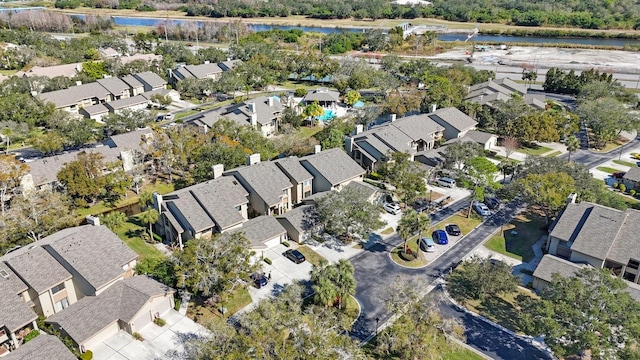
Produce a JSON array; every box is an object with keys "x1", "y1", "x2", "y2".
[
  {"x1": 20, "y1": 128, "x2": 153, "y2": 192},
  {"x1": 300, "y1": 147, "x2": 365, "y2": 193},
  {"x1": 133, "y1": 71, "x2": 167, "y2": 92},
  {"x1": 622, "y1": 166, "x2": 640, "y2": 191},
  {"x1": 0, "y1": 223, "x2": 170, "y2": 357},
  {"x1": 533, "y1": 200, "x2": 640, "y2": 293},
  {"x1": 302, "y1": 88, "x2": 340, "y2": 108},
  {"x1": 96, "y1": 77, "x2": 131, "y2": 101},
  {"x1": 2, "y1": 333, "x2": 76, "y2": 359},
  {"x1": 465, "y1": 77, "x2": 546, "y2": 110},
  {"x1": 186, "y1": 96, "x2": 284, "y2": 138},
  {"x1": 155, "y1": 147, "x2": 367, "y2": 247},
  {"x1": 226, "y1": 154, "x2": 293, "y2": 217},
  {"x1": 170, "y1": 59, "x2": 241, "y2": 85}
]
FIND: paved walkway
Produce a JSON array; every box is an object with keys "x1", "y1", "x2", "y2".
[{"x1": 491, "y1": 141, "x2": 568, "y2": 162}]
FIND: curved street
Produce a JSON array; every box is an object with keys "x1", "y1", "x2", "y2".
[{"x1": 349, "y1": 199, "x2": 554, "y2": 359}]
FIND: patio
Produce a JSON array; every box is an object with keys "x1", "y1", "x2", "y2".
[{"x1": 91, "y1": 310, "x2": 208, "y2": 360}]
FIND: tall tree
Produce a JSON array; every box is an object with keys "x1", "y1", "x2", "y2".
[
  {"x1": 397, "y1": 209, "x2": 419, "y2": 254},
  {"x1": 447, "y1": 256, "x2": 519, "y2": 302},
  {"x1": 379, "y1": 152, "x2": 427, "y2": 205},
  {"x1": 138, "y1": 209, "x2": 159, "y2": 240},
  {"x1": 0, "y1": 155, "x2": 28, "y2": 217},
  {"x1": 99, "y1": 211, "x2": 127, "y2": 232},
  {"x1": 576, "y1": 97, "x2": 638, "y2": 149},
  {"x1": 519, "y1": 268, "x2": 640, "y2": 359},
  {"x1": 518, "y1": 172, "x2": 575, "y2": 223},
  {"x1": 566, "y1": 135, "x2": 580, "y2": 162}
]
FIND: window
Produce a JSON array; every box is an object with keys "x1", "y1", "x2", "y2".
[
  {"x1": 235, "y1": 205, "x2": 241, "y2": 212},
  {"x1": 629, "y1": 260, "x2": 640, "y2": 270},
  {"x1": 54, "y1": 297, "x2": 69, "y2": 312},
  {"x1": 51, "y1": 283, "x2": 65, "y2": 295},
  {"x1": 304, "y1": 180, "x2": 312, "y2": 187}
]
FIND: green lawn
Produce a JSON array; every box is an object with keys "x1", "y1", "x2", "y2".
[
  {"x1": 465, "y1": 287, "x2": 538, "y2": 334},
  {"x1": 345, "y1": 295, "x2": 361, "y2": 323},
  {"x1": 515, "y1": 144, "x2": 553, "y2": 156},
  {"x1": 390, "y1": 238, "x2": 427, "y2": 268},
  {"x1": 544, "y1": 150, "x2": 562, "y2": 157},
  {"x1": 613, "y1": 159, "x2": 637, "y2": 167},
  {"x1": 115, "y1": 217, "x2": 164, "y2": 262},
  {"x1": 187, "y1": 287, "x2": 252, "y2": 324},
  {"x1": 296, "y1": 126, "x2": 323, "y2": 139},
  {"x1": 77, "y1": 182, "x2": 175, "y2": 218},
  {"x1": 430, "y1": 211, "x2": 483, "y2": 236},
  {"x1": 484, "y1": 209, "x2": 546, "y2": 262},
  {"x1": 380, "y1": 227, "x2": 394, "y2": 235},
  {"x1": 596, "y1": 166, "x2": 621, "y2": 174},
  {"x1": 296, "y1": 245, "x2": 326, "y2": 267}
]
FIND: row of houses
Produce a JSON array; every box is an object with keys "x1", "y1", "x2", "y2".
[
  {"x1": 0, "y1": 222, "x2": 174, "y2": 357},
  {"x1": 37, "y1": 71, "x2": 171, "y2": 120},
  {"x1": 154, "y1": 147, "x2": 368, "y2": 250},
  {"x1": 344, "y1": 106, "x2": 497, "y2": 171},
  {"x1": 464, "y1": 77, "x2": 546, "y2": 110},
  {"x1": 169, "y1": 59, "x2": 241, "y2": 86}
]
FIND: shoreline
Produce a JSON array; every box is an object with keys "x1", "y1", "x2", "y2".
[{"x1": 50, "y1": 8, "x2": 640, "y2": 36}]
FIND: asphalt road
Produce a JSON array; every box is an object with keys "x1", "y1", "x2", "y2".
[
  {"x1": 349, "y1": 199, "x2": 553, "y2": 359},
  {"x1": 559, "y1": 137, "x2": 640, "y2": 168}
]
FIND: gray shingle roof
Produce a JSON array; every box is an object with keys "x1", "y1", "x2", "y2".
[
  {"x1": 104, "y1": 128, "x2": 152, "y2": 150},
  {"x1": 45, "y1": 276, "x2": 174, "y2": 345},
  {"x1": 533, "y1": 254, "x2": 588, "y2": 283},
  {"x1": 303, "y1": 89, "x2": 340, "y2": 103},
  {"x1": 4, "y1": 246, "x2": 72, "y2": 294},
  {"x1": 133, "y1": 71, "x2": 167, "y2": 88},
  {"x1": 164, "y1": 176, "x2": 249, "y2": 232},
  {"x1": 623, "y1": 166, "x2": 640, "y2": 183},
  {"x1": 0, "y1": 263, "x2": 36, "y2": 332},
  {"x1": 4, "y1": 333, "x2": 77, "y2": 360},
  {"x1": 608, "y1": 210, "x2": 640, "y2": 264},
  {"x1": 140, "y1": 88, "x2": 172, "y2": 100},
  {"x1": 178, "y1": 63, "x2": 223, "y2": 79},
  {"x1": 38, "y1": 82, "x2": 111, "y2": 108},
  {"x1": 393, "y1": 113, "x2": 445, "y2": 139},
  {"x1": 429, "y1": 107, "x2": 477, "y2": 132},
  {"x1": 104, "y1": 94, "x2": 148, "y2": 111},
  {"x1": 219, "y1": 59, "x2": 242, "y2": 71},
  {"x1": 97, "y1": 77, "x2": 129, "y2": 96},
  {"x1": 274, "y1": 157, "x2": 313, "y2": 183},
  {"x1": 300, "y1": 148, "x2": 364, "y2": 186},
  {"x1": 231, "y1": 216, "x2": 286, "y2": 249},
  {"x1": 187, "y1": 96, "x2": 282, "y2": 129},
  {"x1": 121, "y1": 75, "x2": 144, "y2": 89},
  {"x1": 344, "y1": 181, "x2": 378, "y2": 200},
  {"x1": 81, "y1": 103, "x2": 109, "y2": 116},
  {"x1": 463, "y1": 130, "x2": 495, "y2": 144},
  {"x1": 549, "y1": 202, "x2": 624, "y2": 260},
  {"x1": 276, "y1": 204, "x2": 317, "y2": 234},
  {"x1": 230, "y1": 162, "x2": 292, "y2": 207},
  {"x1": 44, "y1": 225, "x2": 138, "y2": 291}
]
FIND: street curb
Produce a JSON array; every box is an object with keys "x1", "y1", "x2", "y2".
[
  {"x1": 386, "y1": 245, "x2": 430, "y2": 269},
  {"x1": 440, "y1": 282, "x2": 557, "y2": 359}
]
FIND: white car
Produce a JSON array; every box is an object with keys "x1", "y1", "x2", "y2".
[
  {"x1": 383, "y1": 202, "x2": 401, "y2": 215},
  {"x1": 473, "y1": 202, "x2": 491, "y2": 217}
]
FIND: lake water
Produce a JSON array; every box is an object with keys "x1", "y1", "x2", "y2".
[{"x1": 79, "y1": 15, "x2": 640, "y2": 46}]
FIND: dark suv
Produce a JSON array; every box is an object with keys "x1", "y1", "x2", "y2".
[
  {"x1": 283, "y1": 249, "x2": 306, "y2": 264},
  {"x1": 484, "y1": 196, "x2": 500, "y2": 210}
]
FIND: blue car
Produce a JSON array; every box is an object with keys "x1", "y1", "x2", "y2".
[{"x1": 432, "y1": 230, "x2": 449, "y2": 245}]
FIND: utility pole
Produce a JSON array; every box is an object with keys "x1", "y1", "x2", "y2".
[{"x1": 233, "y1": 29, "x2": 239, "y2": 45}]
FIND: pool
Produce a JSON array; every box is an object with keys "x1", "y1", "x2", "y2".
[{"x1": 317, "y1": 109, "x2": 336, "y2": 122}]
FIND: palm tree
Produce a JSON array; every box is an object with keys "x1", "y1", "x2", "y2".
[
  {"x1": 139, "y1": 191, "x2": 154, "y2": 211},
  {"x1": 566, "y1": 135, "x2": 580, "y2": 163},
  {"x1": 314, "y1": 276, "x2": 337, "y2": 308},
  {"x1": 334, "y1": 259, "x2": 356, "y2": 309},
  {"x1": 139, "y1": 209, "x2": 160, "y2": 240},
  {"x1": 415, "y1": 212, "x2": 431, "y2": 253},
  {"x1": 397, "y1": 210, "x2": 418, "y2": 255},
  {"x1": 100, "y1": 211, "x2": 127, "y2": 233}
]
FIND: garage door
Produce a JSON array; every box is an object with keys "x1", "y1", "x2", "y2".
[
  {"x1": 154, "y1": 296, "x2": 172, "y2": 315},
  {"x1": 132, "y1": 297, "x2": 173, "y2": 330},
  {"x1": 83, "y1": 321, "x2": 120, "y2": 351}
]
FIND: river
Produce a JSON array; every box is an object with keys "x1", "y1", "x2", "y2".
[{"x1": 78, "y1": 15, "x2": 640, "y2": 47}]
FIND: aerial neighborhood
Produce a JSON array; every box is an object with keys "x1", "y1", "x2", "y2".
[{"x1": 2, "y1": 2, "x2": 640, "y2": 359}]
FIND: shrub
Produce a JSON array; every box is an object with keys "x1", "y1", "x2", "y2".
[
  {"x1": 613, "y1": 182, "x2": 619, "y2": 189},
  {"x1": 174, "y1": 298, "x2": 182, "y2": 311},
  {"x1": 282, "y1": 241, "x2": 290, "y2": 247},
  {"x1": 79, "y1": 350, "x2": 93, "y2": 360},
  {"x1": 483, "y1": 150, "x2": 498, "y2": 158},
  {"x1": 294, "y1": 88, "x2": 307, "y2": 97},
  {"x1": 631, "y1": 190, "x2": 637, "y2": 197},
  {"x1": 133, "y1": 332, "x2": 143, "y2": 341},
  {"x1": 619, "y1": 184, "x2": 627, "y2": 193},
  {"x1": 153, "y1": 317, "x2": 167, "y2": 327},
  {"x1": 368, "y1": 171, "x2": 383, "y2": 180},
  {"x1": 264, "y1": 258, "x2": 272, "y2": 265},
  {"x1": 23, "y1": 330, "x2": 39, "y2": 342}
]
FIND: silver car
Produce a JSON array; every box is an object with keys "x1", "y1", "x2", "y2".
[
  {"x1": 383, "y1": 202, "x2": 401, "y2": 215},
  {"x1": 473, "y1": 202, "x2": 491, "y2": 216}
]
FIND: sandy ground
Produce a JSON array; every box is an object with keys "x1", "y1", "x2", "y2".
[{"x1": 429, "y1": 46, "x2": 640, "y2": 74}]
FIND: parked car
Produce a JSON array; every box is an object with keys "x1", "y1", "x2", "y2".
[
  {"x1": 445, "y1": 224, "x2": 461, "y2": 236},
  {"x1": 473, "y1": 202, "x2": 491, "y2": 217},
  {"x1": 251, "y1": 273, "x2": 268, "y2": 288},
  {"x1": 484, "y1": 196, "x2": 500, "y2": 210},
  {"x1": 414, "y1": 200, "x2": 429, "y2": 213},
  {"x1": 283, "y1": 249, "x2": 306, "y2": 264},
  {"x1": 436, "y1": 177, "x2": 456, "y2": 188},
  {"x1": 631, "y1": 153, "x2": 640, "y2": 160},
  {"x1": 613, "y1": 172, "x2": 626, "y2": 179},
  {"x1": 432, "y1": 229, "x2": 449, "y2": 245},
  {"x1": 419, "y1": 237, "x2": 436, "y2": 252},
  {"x1": 164, "y1": 113, "x2": 174, "y2": 120},
  {"x1": 383, "y1": 202, "x2": 401, "y2": 215}
]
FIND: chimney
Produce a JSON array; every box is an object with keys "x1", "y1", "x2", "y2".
[
  {"x1": 430, "y1": 104, "x2": 437, "y2": 112},
  {"x1": 390, "y1": 113, "x2": 396, "y2": 122},
  {"x1": 85, "y1": 215, "x2": 100, "y2": 226},
  {"x1": 355, "y1": 124, "x2": 363, "y2": 135},
  {"x1": 212, "y1": 164, "x2": 224, "y2": 179},
  {"x1": 314, "y1": 144, "x2": 322, "y2": 154},
  {"x1": 250, "y1": 113, "x2": 257, "y2": 127},
  {"x1": 76, "y1": 81, "x2": 82, "y2": 86},
  {"x1": 567, "y1": 193, "x2": 577, "y2": 205},
  {"x1": 153, "y1": 192, "x2": 163, "y2": 212},
  {"x1": 248, "y1": 102, "x2": 256, "y2": 113},
  {"x1": 267, "y1": 97, "x2": 274, "y2": 107},
  {"x1": 247, "y1": 153, "x2": 261, "y2": 166}
]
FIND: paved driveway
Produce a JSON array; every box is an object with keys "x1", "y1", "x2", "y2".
[{"x1": 92, "y1": 310, "x2": 208, "y2": 360}]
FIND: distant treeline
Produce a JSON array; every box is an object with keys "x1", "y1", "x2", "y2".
[
  {"x1": 481, "y1": 28, "x2": 640, "y2": 40},
  {"x1": 0, "y1": 10, "x2": 112, "y2": 33},
  {"x1": 54, "y1": 0, "x2": 640, "y2": 30}
]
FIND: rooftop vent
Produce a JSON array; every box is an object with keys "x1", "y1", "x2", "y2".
[{"x1": 0, "y1": 269, "x2": 9, "y2": 279}]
